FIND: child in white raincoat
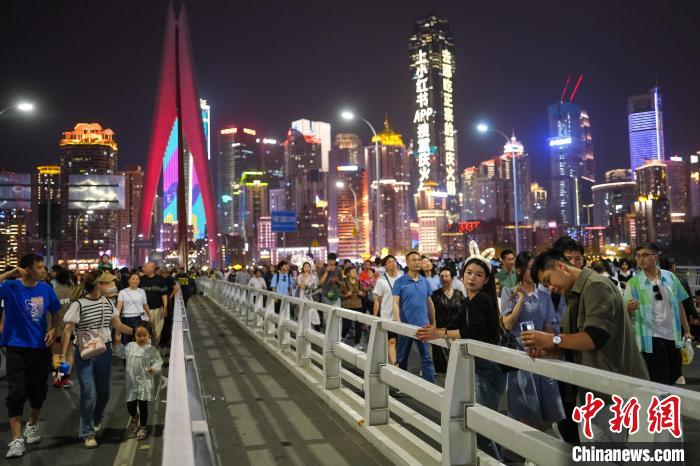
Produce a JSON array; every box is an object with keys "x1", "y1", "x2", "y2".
[{"x1": 114, "y1": 321, "x2": 163, "y2": 440}]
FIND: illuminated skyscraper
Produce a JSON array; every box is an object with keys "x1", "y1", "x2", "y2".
[
  {"x1": 335, "y1": 166, "x2": 370, "y2": 259},
  {"x1": 530, "y1": 183, "x2": 548, "y2": 222},
  {"x1": 33, "y1": 165, "x2": 61, "y2": 240},
  {"x1": 409, "y1": 14, "x2": 458, "y2": 212},
  {"x1": 634, "y1": 160, "x2": 671, "y2": 247},
  {"x1": 236, "y1": 171, "x2": 269, "y2": 261},
  {"x1": 591, "y1": 170, "x2": 636, "y2": 243},
  {"x1": 260, "y1": 137, "x2": 284, "y2": 185},
  {"x1": 365, "y1": 119, "x2": 412, "y2": 254},
  {"x1": 291, "y1": 119, "x2": 331, "y2": 172},
  {"x1": 57, "y1": 123, "x2": 118, "y2": 267},
  {"x1": 690, "y1": 152, "x2": 700, "y2": 219},
  {"x1": 0, "y1": 172, "x2": 31, "y2": 268},
  {"x1": 460, "y1": 167, "x2": 478, "y2": 220},
  {"x1": 116, "y1": 166, "x2": 144, "y2": 266},
  {"x1": 217, "y1": 126, "x2": 260, "y2": 235},
  {"x1": 328, "y1": 133, "x2": 362, "y2": 253},
  {"x1": 666, "y1": 156, "x2": 689, "y2": 223},
  {"x1": 628, "y1": 87, "x2": 665, "y2": 176},
  {"x1": 548, "y1": 102, "x2": 595, "y2": 226}
]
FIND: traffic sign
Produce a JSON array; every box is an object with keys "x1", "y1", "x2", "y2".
[{"x1": 271, "y1": 211, "x2": 297, "y2": 233}]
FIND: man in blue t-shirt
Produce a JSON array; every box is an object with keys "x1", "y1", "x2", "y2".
[
  {"x1": 270, "y1": 261, "x2": 291, "y2": 314},
  {"x1": 0, "y1": 254, "x2": 61, "y2": 459},
  {"x1": 392, "y1": 251, "x2": 436, "y2": 383}
]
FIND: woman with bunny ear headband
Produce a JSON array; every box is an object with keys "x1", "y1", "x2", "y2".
[{"x1": 416, "y1": 240, "x2": 506, "y2": 461}]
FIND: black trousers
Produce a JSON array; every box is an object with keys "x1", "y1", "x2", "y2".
[
  {"x1": 642, "y1": 337, "x2": 682, "y2": 385},
  {"x1": 159, "y1": 301, "x2": 175, "y2": 348},
  {"x1": 127, "y1": 399, "x2": 149, "y2": 426},
  {"x1": 5, "y1": 346, "x2": 51, "y2": 418}
]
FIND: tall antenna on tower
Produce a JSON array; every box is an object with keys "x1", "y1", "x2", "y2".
[{"x1": 569, "y1": 74, "x2": 583, "y2": 102}]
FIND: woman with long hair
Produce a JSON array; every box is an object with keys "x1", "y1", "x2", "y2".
[
  {"x1": 500, "y1": 251, "x2": 564, "y2": 431},
  {"x1": 59, "y1": 271, "x2": 134, "y2": 449},
  {"x1": 339, "y1": 267, "x2": 365, "y2": 346},
  {"x1": 416, "y1": 243, "x2": 505, "y2": 461},
  {"x1": 430, "y1": 266, "x2": 464, "y2": 373},
  {"x1": 296, "y1": 262, "x2": 321, "y2": 330}
]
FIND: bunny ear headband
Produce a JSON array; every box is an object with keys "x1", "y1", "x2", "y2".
[{"x1": 467, "y1": 240, "x2": 496, "y2": 272}]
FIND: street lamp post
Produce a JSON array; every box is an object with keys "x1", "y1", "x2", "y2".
[
  {"x1": 341, "y1": 111, "x2": 381, "y2": 256},
  {"x1": 336, "y1": 181, "x2": 359, "y2": 261},
  {"x1": 476, "y1": 123, "x2": 521, "y2": 252}
]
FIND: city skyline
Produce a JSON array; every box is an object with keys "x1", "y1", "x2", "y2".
[{"x1": 1, "y1": 1, "x2": 699, "y2": 181}]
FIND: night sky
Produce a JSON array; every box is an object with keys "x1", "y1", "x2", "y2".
[{"x1": 1, "y1": 0, "x2": 699, "y2": 182}]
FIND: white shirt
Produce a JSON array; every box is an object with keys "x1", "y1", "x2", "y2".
[
  {"x1": 248, "y1": 276, "x2": 267, "y2": 290},
  {"x1": 64, "y1": 296, "x2": 118, "y2": 343},
  {"x1": 373, "y1": 271, "x2": 403, "y2": 320},
  {"x1": 118, "y1": 288, "x2": 148, "y2": 318},
  {"x1": 652, "y1": 279, "x2": 674, "y2": 341}
]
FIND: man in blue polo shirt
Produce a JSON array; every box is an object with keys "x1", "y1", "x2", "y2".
[
  {"x1": 0, "y1": 254, "x2": 61, "y2": 458},
  {"x1": 393, "y1": 251, "x2": 436, "y2": 382}
]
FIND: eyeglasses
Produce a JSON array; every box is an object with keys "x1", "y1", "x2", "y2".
[
  {"x1": 635, "y1": 253, "x2": 657, "y2": 259},
  {"x1": 652, "y1": 284, "x2": 663, "y2": 301}
]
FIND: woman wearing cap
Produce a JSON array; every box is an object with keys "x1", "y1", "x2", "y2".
[
  {"x1": 59, "y1": 270, "x2": 135, "y2": 449},
  {"x1": 416, "y1": 241, "x2": 505, "y2": 461}
]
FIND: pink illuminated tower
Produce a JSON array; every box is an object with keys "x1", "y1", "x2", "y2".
[{"x1": 138, "y1": 2, "x2": 219, "y2": 266}]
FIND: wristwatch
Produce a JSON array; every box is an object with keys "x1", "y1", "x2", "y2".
[{"x1": 552, "y1": 335, "x2": 562, "y2": 349}]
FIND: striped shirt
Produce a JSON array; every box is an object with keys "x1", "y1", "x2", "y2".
[{"x1": 63, "y1": 296, "x2": 118, "y2": 342}]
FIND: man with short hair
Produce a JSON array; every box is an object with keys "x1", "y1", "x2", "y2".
[
  {"x1": 139, "y1": 262, "x2": 168, "y2": 346},
  {"x1": 521, "y1": 249, "x2": 648, "y2": 443},
  {"x1": 319, "y1": 254, "x2": 342, "y2": 308},
  {"x1": 270, "y1": 261, "x2": 291, "y2": 314},
  {"x1": 552, "y1": 236, "x2": 586, "y2": 270},
  {"x1": 623, "y1": 243, "x2": 691, "y2": 385},
  {"x1": 373, "y1": 255, "x2": 403, "y2": 365},
  {"x1": 236, "y1": 267, "x2": 251, "y2": 286},
  {"x1": 495, "y1": 249, "x2": 516, "y2": 297},
  {"x1": 1, "y1": 254, "x2": 62, "y2": 458},
  {"x1": 393, "y1": 251, "x2": 436, "y2": 382}
]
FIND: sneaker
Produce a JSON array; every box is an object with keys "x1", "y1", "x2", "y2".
[
  {"x1": 23, "y1": 423, "x2": 41, "y2": 444},
  {"x1": 136, "y1": 427, "x2": 149, "y2": 441},
  {"x1": 53, "y1": 376, "x2": 62, "y2": 388},
  {"x1": 84, "y1": 436, "x2": 98, "y2": 449},
  {"x1": 93, "y1": 422, "x2": 102, "y2": 433},
  {"x1": 6, "y1": 438, "x2": 25, "y2": 458},
  {"x1": 676, "y1": 376, "x2": 686, "y2": 385},
  {"x1": 62, "y1": 375, "x2": 73, "y2": 388}
]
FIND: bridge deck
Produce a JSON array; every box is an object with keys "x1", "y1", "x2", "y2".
[{"x1": 187, "y1": 295, "x2": 386, "y2": 466}]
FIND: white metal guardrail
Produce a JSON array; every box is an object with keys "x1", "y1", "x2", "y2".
[
  {"x1": 199, "y1": 278, "x2": 700, "y2": 466},
  {"x1": 162, "y1": 292, "x2": 216, "y2": 466}
]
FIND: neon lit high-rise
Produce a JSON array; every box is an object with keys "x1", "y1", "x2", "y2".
[{"x1": 628, "y1": 86, "x2": 665, "y2": 177}]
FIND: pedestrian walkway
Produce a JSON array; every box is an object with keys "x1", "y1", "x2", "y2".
[
  {"x1": 0, "y1": 351, "x2": 165, "y2": 465},
  {"x1": 185, "y1": 295, "x2": 386, "y2": 466}
]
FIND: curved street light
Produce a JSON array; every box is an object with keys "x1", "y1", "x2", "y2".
[
  {"x1": 0, "y1": 102, "x2": 35, "y2": 116},
  {"x1": 476, "y1": 122, "x2": 522, "y2": 252}
]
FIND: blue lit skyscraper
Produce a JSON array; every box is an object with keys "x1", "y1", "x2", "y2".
[
  {"x1": 548, "y1": 101, "x2": 595, "y2": 226},
  {"x1": 628, "y1": 86, "x2": 665, "y2": 176}
]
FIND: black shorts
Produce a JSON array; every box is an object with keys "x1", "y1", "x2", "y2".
[
  {"x1": 5, "y1": 346, "x2": 52, "y2": 418},
  {"x1": 387, "y1": 332, "x2": 397, "y2": 341}
]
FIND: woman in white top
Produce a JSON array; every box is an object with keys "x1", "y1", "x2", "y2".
[
  {"x1": 59, "y1": 271, "x2": 134, "y2": 449},
  {"x1": 248, "y1": 269, "x2": 267, "y2": 290},
  {"x1": 116, "y1": 272, "x2": 152, "y2": 346},
  {"x1": 296, "y1": 262, "x2": 321, "y2": 329}
]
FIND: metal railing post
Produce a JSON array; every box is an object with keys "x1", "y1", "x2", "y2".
[
  {"x1": 277, "y1": 298, "x2": 291, "y2": 350},
  {"x1": 441, "y1": 341, "x2": 476, "y2": 466},
  {"x1": 323, "y1": 308, "x2": 342, "y2": 390},
  {"x1": 363, "y1": 318, "x2": 389, "y2": 425},
  {"x1": 296, "y1": 301, "x2": 311, "y2": 367},
  {"x1": 263, "y1": 295, "x2": 276, "y2": 336},
  {"x1": 254, "y1": 292, "x2": 265, "y2": 329}
]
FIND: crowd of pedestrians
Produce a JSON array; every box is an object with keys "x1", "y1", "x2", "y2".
[
  {"x1": 216, "y1": 235, "x2": 699, "y2": 461},
  {"x1": 0, "y1": 253, "x2": 197, "y2": 458}
]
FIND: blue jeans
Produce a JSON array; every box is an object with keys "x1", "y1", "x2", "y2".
[
  {"x1": 475, "y1": 359, "x2": 506, "y2": 461},
  {"x1": 396, "y1": 336, "x2": 435, "y2": 383},
  {"x1": 75, "y1": 343, "x2": 112, "y2": 437},
  {"x1": 120, "y1": 316, "x2": 142, "y2": 346}
]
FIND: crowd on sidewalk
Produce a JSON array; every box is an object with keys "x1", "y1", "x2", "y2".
[
  {"x1": 212, "y1": 236, "x2": 699, "y2": 462},
  {"x1": 0, "y1": 253, "x2": 197, "y2": 459}
]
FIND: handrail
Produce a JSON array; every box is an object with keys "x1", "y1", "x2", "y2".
[
  {"x1": 199, "y1": 278, "x2": 699, "y2": 466},
  {"x1": 162, "y1": 292, "x2": 216, "y2": 466}
]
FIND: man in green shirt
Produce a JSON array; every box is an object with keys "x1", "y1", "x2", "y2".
[
  {"x1": 495, "y1": 249, "x2": 516, "y2": 297},
  {"x1": 521, "y1": 249, "x2": 648, "y2": 443}
]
